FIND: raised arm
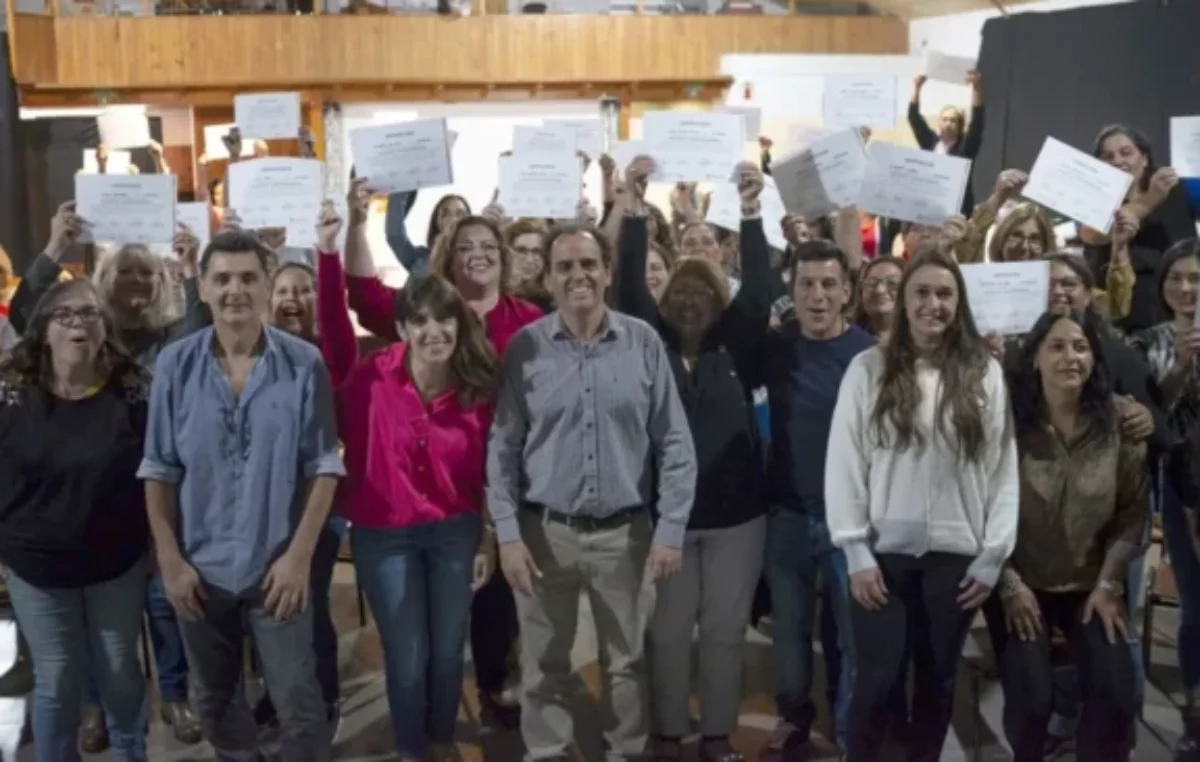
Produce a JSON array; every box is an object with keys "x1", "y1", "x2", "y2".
[
  {"x1": 959, "y1": 72, "x2": 986, "y2": 160},
  {"x1": 383, "y1": 191, "x2": 430, "y2": 276},
  {"x1": 613, "y1": 215, "x2": 660, "y2": 325},
  {"x1": 316, "y1": 185, "x2": 367, "y2": 387},
  {"x1": 10, "y1": 201, "x2": 81, "y2": 333},
  {"x1": 645, "y1": 331, "x2": 697, "y2": 549},
  {"x1": 168, "y1": 225, "x2": 211, "y2": 339},
  {"x1": 342, "y1": 187, "x2": 401, "y2": 342},
  {"x1": 907, "y1": 75, "x2": 938, "y2": 151}
]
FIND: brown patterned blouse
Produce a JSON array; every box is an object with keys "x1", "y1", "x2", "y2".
[{"x1": 1002, "y1": 422, "x2": 1148, "y2": 595}]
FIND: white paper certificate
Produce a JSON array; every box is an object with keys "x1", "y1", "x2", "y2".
[
  {"x1": 961, "y1": 261, "x2": 1050, "y2": 336},
  {"x1": 498, "y1": 152, "x2": 581, "y2": 220},
  {"x1": 234, "y1": 92, "x2": 302, "y2": 141},
  {"x1": 175, "y1": 201, "x2": 211, "y2": 252},
  {"x1": 96, "y1": 106, "x2": 150, "y2": 149},
  {"x1": 227, "y1": 158, "x2": 324, "y2": 249},
  {"x1": 1022, "y1": 137, "x2": 1133, "y2": 234},
  {"x1": 706, "y1": 176, "x2": 788, "y2": 251},
  {"x1": 642, "y1": 111, "x2": 744, "y2": 184},
  {"x1": 922, "y1": 50, "x2": 976, "y2": 85},
  {"x1": 772, "y1": 128, "x2": 868, "y2": 221},
  {"x1": 82, "y1": 149, "x2": 132, "y2": 175},
  {"x1": 75, "y1": 174, "x2": 177, "y2": 245},
  {"x1": 1170, "y1": 116, "x2": 1200, "y2": 178},
  {"x1": 823, "y1": 76, "x2": 898, "y2": 131},
  {"x1": 203, "y1": 123, "x2": 254, "y2": 160},
  {"x1": 857, "y1": 141, "x2": 971, "y2": 226},
  {"x1": 610, "y1": 141, "x2": 648, "y2": 175},
  {"x1": 719, "y1": 106, "x2": 762, "y2": 140},
  {"x1": 512, "y1": 124, "x2": 577, "y2": 155},
  {"x1": 544, "y1": 119, "x2": 604, "y2": 158},
  {"x1": 349, "y1": 118, "x2": 454, "y2": 195}
]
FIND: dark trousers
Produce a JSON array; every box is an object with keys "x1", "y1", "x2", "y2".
[
  {"x1": 1001, "y1": 590, "x2": 1136, "y2": 762},
  {"x1": 847, "y1": 552, "x2": 974, "y2": 762},
  {"x1": 470, "y1": 564, "x2": 518, "y2": 695}
]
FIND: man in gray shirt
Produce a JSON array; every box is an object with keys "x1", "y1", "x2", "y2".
[{"x1": 487, "y1": 222, "x2": 697, "y2": 762}]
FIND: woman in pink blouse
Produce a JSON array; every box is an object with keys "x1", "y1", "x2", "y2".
[
  {"x1": 335, "y1": 272, "x2": 499, "y2": 761},
  {"x1": 341, "y1": 199, "x2": 540, "y2": 722}
]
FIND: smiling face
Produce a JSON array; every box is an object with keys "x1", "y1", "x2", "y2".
[
  {"x1": 1163, "y1": 255, "x2": 1200, "y2": 321},
  {"x1": 110, "y1": 248, "x2": 161, "y2": 317},
  {"x1": 201, "y1": 250, "x2": 269, "y2": 329},
  {"x1": 1048, "y1": 261, "x2": 1092, "y2": 314},
  {"x1": 660, "y1": 273, "x2": 720, "y2": 340},
  {"x1": 1098, "y1": 132, "x2": 1148, "y2": 179},
  {"x1": 270, "y1": 266, "x2": 316, "y2": 339},
  {"x1": 510, "y1": 231, "x2": 545, "y2": 286},
  {"x1": 904, "y1": 264, "x2": 958, "y2": 348},
  {"x1": 645, "y1": 248, "x2": 670, "y2": 302},
  {"x1": 938, "y1": 107, "x2": 962, "y2": 143},
  {"x1": 793, "y1": 259, "x2": 850, "y2": 339},
  {"x1": 547, "y1": 232, "x2": 611, "y2": 316},
  {"x1": 1036, "y1": 316, "x2": 1094, "y2": 398},
  {"x1": 44, "y1": 285, "x2": 106, "y2": 370},
  {"x1": 1002, "y1": 217, "x2": 1046, "y2": 262},
  {"x1": 860, "y1": 261, "x2": 902, "y2": 322},
  {"x1": 400, "y1": 307, "x2": 458, "y2": 368},
  {"x1": 437, "y1": 197, "x2": 470, "y2": 232},
  {"x1": 450, "y1": 223, "x2": 503, "y2": 292},
  {"x1": 680, "y1": 223, "x2": 720, "y2": 264}
]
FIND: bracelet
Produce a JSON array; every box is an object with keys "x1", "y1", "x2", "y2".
[{"x1": 1096, "y1": 579, "x2": 1125, "y2": 597}]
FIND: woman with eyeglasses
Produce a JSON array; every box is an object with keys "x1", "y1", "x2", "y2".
[
  {"x1": 0, "y1": 280, "x2": 152, "y2": 762},
  {"x1": 853, "y1": 256, "x2": 903, "y2": 344}
]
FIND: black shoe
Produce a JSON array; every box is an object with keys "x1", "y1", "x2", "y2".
[
  {"x1": 479, "y1": 688, "x2": 519, "y2": 729},
  {"x1": 253, "y1": 695, "x2": 279, "y2": 730},
  {"x1": 79, "y1": 703, "x2": 109, "y2": 754},
  {"x1": 162, "y1": 699, "x2": 203, "y2": 745}
]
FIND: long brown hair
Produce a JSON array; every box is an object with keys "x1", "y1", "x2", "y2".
[
  {"x1": 870, "y1": 250, "x2": 991, "y2": 463},
  {"x1": 394, "y1": 275, "x2": 499, "y2": 407},
  {"x1": 0, "y1": 279, "x2": 145, "y2": 394},
  {"x1": 429, "y1": 216, "x2": 512, "y2": 294}
]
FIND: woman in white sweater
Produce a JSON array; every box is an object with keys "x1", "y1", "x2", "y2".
[{"x1": 824, "y1": 249, "x2": 1019, "y2": 762}]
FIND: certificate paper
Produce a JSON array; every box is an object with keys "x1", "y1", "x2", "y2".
[
  {"x1": 961, "y1": 261, "x2": 1050, "y2": 336},
  {"x1": 234, "y1": 92, "x2": 302, "y2": 141},
  {"x1": 349, "y1": 118, "x2": 454, "y2": 195},
  {"x1": 642, "y1": 111, "x2": 744, "y2": 184},
  {"x1": 706, "y1": 175, "x2": 788, "y2": 251},
  {"x1": 512, "y1": 124, "x2": 577, "y2": 155},
  {"x1": 1171, "y1": 116, "x2": 1200, "y2": 178},
  {"x1": 922, "y1": 50, "x2": 976, "y2": 85},
  {"x1": 175, "y1": 201, "x2": 211, "y2": 252},
  {"x1": 96, "y1": 106, "x2": 150, "y2": 149},
  {"x1": 772, "y1": 128, "x2": 868, "y2": 221},
  {"x1": 823, "y1": 76, "x2": 898, "y2": 131},
  {"x1": 75, "y1": 174, "x2": 176, "y2": 245},
  {"x1": 82, "y1": 149, "x2": 132, "y2": 175},
  {"x1": 610, "y1": 141, "x2": 648, "y2": 175},
  {"x1": 498, "y1": 152, "x2": 581, "y2": 220},
  {"x1": 857, "y1": 141, "x2": 971, "y2": 226},
  {"x1": 719, "y1": 106, "x2": 762, "y2": 140},
  {"x1": 203, "y1": 123, "x2": 254, "y2": 160},
  {"x1": 544, "y1": 119, "x2": 604, "y2": 158},
  {"x1": 1022, "y1": 137, "x2": 1133, "y2": 234},
  {"x1": 227, "y1": 158, "x2": 324, "y2": 249}
]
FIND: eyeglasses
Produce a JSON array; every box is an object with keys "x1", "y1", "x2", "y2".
[
  {"x1": 49, "y1": 306, "x2": 103, "y2": 327},
  {"x1": 862, "y1": 277, "x2": 901, "y2": 293}
]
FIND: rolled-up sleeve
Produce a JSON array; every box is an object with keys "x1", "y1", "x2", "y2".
[
  {"x1": 645, "y1": 332, "x2": 697, "y2": 548},
  {"x1": 137, "y1": 353, "x2": 184, "y2": 484},
  {"x1": 486, "y1": 333, "x2": 532, "y2": 545},
  {"x1": 300, "y1": 361, "x2": 346, "y2": 480}
]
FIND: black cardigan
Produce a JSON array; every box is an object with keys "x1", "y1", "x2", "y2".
[
  {"x1": 613, "y1": 214, "x2": 770, "y2": 530},
  {"x1": 908, "y1": 102, "x2": 985, "y2": 215}
]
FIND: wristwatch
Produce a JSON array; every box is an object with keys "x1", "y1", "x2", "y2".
[{"x1": 1097, "y1": 579, "x2": 1125, "y2": 597}]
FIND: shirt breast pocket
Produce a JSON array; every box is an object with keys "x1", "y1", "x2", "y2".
[{"x1": 605, "y1": 354, "x2": 652, "y2": 424}]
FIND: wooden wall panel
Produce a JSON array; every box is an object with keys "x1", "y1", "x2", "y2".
[
  {"x1": 9, "y1": 15, "x2": 57, "y2": 85},
  {"x1": 18, "y1": 15, "x2": 906, "y2": 90}
]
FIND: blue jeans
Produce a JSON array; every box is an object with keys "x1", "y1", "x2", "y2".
[
  {"x1": 765, "y1": 508, "x2": 853, "y2": 749},
  {"x1": 7, "y1": 560, "x2": 149, "y2": 761},
  {"x1": 352, "y1": 514, "x2": 481, "y2": 758},
  {"x1": 1162, "y1": 478, "x2": 1200, "y2": 694}
]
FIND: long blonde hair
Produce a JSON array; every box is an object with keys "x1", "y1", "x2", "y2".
[{"x1": 91, "y1": 244, "x2": 181, "y2": 331}]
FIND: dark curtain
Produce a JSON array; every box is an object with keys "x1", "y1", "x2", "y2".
[
  {"x1": 0, "y1": 34, "x2": 29, "y2": 270},
  {"x1": 973, "y1": 1, "x2": 1200, "y2": 204}
]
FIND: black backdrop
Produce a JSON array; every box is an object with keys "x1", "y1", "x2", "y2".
[{"x1": 972, "y1": 0, "x2": 1200, "y2": 205}]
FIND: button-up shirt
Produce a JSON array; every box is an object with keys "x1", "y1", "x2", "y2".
[
  {"x1": 337, "y1": 343, "x2": 492, "y2": 529},
  {"x1": 486, "y1": 310, "x2": 697, "y2": 548},
  {"x1": 138, "y1": 326, "x2": 345, "y2": 594}
]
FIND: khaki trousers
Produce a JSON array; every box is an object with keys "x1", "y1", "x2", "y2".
[{"x1": 515, "y1": 509, "x2": 656, "y2": 762}]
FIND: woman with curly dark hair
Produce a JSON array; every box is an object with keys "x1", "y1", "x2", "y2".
[
  {"x1": 0, "y1": 279, "x2": 152, "y2": 761},
  {"x1": 999, "y1": 309, "x2": 1143, "y2": 761},
  {"x1": 825, "y1": 250, "x2": 1018, "y2": 762}
]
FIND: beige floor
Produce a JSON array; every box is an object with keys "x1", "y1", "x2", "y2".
[{"x1": 14, "y1": 561, "x2": 1191, "y2": 761}]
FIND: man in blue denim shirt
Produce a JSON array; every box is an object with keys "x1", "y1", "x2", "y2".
[{"x1": 138, "y1": 229, "x2": 344, "y2": 762}]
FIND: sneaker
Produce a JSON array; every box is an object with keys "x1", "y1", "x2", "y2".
[{"x1": 759, "y1": 720, "x2": 804, "y2": 761}]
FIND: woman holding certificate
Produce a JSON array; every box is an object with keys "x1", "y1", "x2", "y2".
[
  {"x1": 825, "y1": 250, "x2": 1018, "y2": 762},
  {"x1": 612, "y1": 156, "x2": 771, "y2": 762},
  {"x1": 909, "y1": 71, "x2": 985, "y2": 214},
  {"x1": 342, "y1": 195, "x2": 540, "y2": 725}
]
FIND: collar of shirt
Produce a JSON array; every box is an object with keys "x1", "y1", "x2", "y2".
[
  {"x1": 550, "y1": 309, "x2": 622, "y2": 343},
  {"x1": 375, "y1": 342, "x2": 461, "y2": 415}
]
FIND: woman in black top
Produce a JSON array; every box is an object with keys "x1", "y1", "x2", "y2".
[
  {"x1": 613, "y1": 156, "x2": 770, "y2": 762},
  {"x1": 908, "y1": 71, "x2": 985, "y2": 214},
  {"x1": 0, "y1": 279, "x2": 151, "y2": 762}
]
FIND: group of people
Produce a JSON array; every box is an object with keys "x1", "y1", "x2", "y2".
[{"x1": 0, "y1": 78, "x2": 1199, "y2": 762}]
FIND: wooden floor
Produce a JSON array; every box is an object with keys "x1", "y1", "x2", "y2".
[{"x1": 12, "y1": 561, "x2": 1191, "y2": 761}]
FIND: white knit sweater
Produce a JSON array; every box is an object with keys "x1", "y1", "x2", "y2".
[{"x1": 824, "y1": 347, "x2": 1019, "y2": 588}]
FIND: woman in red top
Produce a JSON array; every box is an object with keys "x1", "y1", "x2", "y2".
[
  {"x1": 342, "y1": 197, "x2": 540, "y2": 721},
  {"x1": 337, "y1": 273, "x2": 499, "y2": 761}
]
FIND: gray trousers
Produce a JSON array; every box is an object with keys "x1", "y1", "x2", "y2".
[
  {"x1": 176, "y1": 585, "x2": 331, "y2": 762},
  {"x1": 648, "y1": 516, "x2": 766, "y2": 738},
  {"x1": 515, "y1": 509, "x2": 656, "y2": 762}
]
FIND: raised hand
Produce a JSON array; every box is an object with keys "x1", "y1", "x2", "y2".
[
  {"x1": 315, "y1": 200, "x2": 344, "y2": 253},
  {"x1": 46, "y1": 201, "x2": 84, "y2": 261}
]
